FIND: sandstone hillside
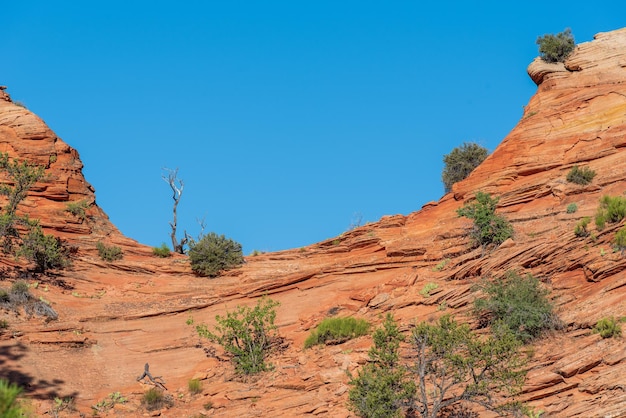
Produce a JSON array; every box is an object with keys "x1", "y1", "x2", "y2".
[{"x1": 0, "y1": 28, "x2": 625, "y2": 418}]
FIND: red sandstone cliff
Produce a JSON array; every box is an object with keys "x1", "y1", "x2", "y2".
[{"x1": 0, "y1": 28, "x2": 625, "y2": 417}]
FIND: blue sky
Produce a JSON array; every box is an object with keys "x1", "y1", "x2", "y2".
[{"x1": 2, "y1": 2, "x2": 624, "y2": 253}]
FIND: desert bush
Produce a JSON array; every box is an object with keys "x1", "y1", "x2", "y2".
[
  {"x1": 566, "y1": 166, "x2": 596, "y2": 185},
  {"x1": 574, "y1": 217, "x2": 591, "y2": 237},
  {"x1": 536, "y1": 28, "x2": 575, "y2": 63},
  {"x1": 97, "y1": 241, "x2": 123, "y2": 262},
  {"x1": 566, "y1": 203, "x2": 578, "y2": 214},
  {"x1": 442, "y1": 143, "x2": 489, "y2": 193},
  {"x1": 420, "y1": 282, "x2": 439, "y2": 298},
  {"x1": 474, "y1": 272, "x2": 559, "y2": 343},
  {"x1": 595, "y1": 195, "x2": 626, "y2": 230},
  {"x1": 348, "y1": 314, "x2": 415, "y2": 418},
  {"x1": 457, "y1": 192, "x2": 513, "y2": 248},
  {"x1": 141, "y1": 387, "x2": 172, "y2": 411},
  {"x1": 65, "y1": 200, "x2": 89, "y2": 221},
  {"x1": 188, "y1": 379, "x2": 202, "y2": 395},
  {"x1": 91, "y1": 392, "x2": 127, "y2": 413},
  {"x1": 193, "y1": 296, "x2": 280, "y2": 375},
  {"x1": 593, "y1": 316, "x2": 622, "y2": 338},
  {"x1": 188, "y1": 232, "x2": 244, "y2": 277},
  {"x1": 0, "y1": 379, "x2": 27, "y2": 418},
  {"x1": 152, "y1": 243, "x2": 171, "y2": 258},
  {"x1": 304, "y1": 317, "x2": 370, "y2": 349},
  {"x1": 18, "y1": 225, "x2": 68, "y2": 273},
  {"x1": 614, "y1": 226, "x2": 626, "y2": 251}
]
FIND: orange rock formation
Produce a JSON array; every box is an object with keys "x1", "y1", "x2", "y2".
[{"x1": 0, "y1": 28, "x2": 625, "y2": 417}]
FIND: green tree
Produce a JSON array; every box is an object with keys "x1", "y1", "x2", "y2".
[
  {"x1": 193, "y1": 297, "x2": 280, "y2": 375},
  {"x1": 442, "y1": 143, "x2": 489, "y2": 193},
  {"x1": 457, "y1": 192, "x2": 513, "y2": 248},
  {"x1": 410, "y1": 316, "x2": 528, "y2": 418},
  {"x1": 18, "y1": 223, "x2": 68, "y2": 273},
  {"x1": 536, "y1": 28, "x2": 575, "y2": 63},
  {"x1": 188, "y1": 232, "x2": 244, "y2": 277},
  {"x1": 348, "y1": 314, "x2": 416, "y2": 418}
]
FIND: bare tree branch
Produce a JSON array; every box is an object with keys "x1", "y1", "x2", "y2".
[{"x1": 162, "y1": 167, "x2": 187, "y2": 254}]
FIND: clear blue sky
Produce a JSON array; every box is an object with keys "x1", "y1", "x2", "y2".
[{"x1": 2, "y1": 2, "x2": 624, "y2": 253}]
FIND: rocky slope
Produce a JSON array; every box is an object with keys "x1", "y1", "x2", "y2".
[{"x1": 1, "y1": 28, "x2": 626, "y2": 417}]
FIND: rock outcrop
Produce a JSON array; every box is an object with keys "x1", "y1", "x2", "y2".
[{"x1": 1, "y1": 28, "x2": 626, "y2": 417}]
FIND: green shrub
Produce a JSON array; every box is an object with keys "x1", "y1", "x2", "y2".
[
  {"x1": 188, "y1": 379, "x2": 202, "y2": 395},
  {"x1": 188, "y1": 232, "x2": 244, "y2": 277},
  {"x1": 566, "y1": 203, "x2": 578, "y2": 214},
  {"x1": 442, "y1": 143, "x2": 489, "y2": 193},
  {"x1": 304, "y1": 317, "x2": 370, "y2": 349},
  {"x1": 348, "y1": 314, "x2": 415, "y2": 418},
  {"x1": 0, "y1": 379, "x2": 27, "y2": 418},
  {"x1": 457, "y1": 192, "x2": 513, "y2": 248},
  {"x1": 474, "y1": 272, "x2": 559, "y2": 343},
  {"x1": 595, "y1": 195, "x2": 626, "y2": 230},
  {"x1": 566, "y1": 166, "x2": 596, "y2": 185},
  {"x1": 574, "y1": 217, "x2": 591, "y2": 237},
  {"x1": 614, "y1": 226, "x2": 626, "y2": 251},
  {"x1": 92, "y1": 392, "x2": 127, "y2": 413},
  {"x1": 593, "y1": 316, "x2": 622, "y2": 338},
  {"x1": 419, "y1": 282, "x2": 439, "y2": 298},
  {"x1": 193, "y1": 297, "x2": 280, "y2": 375},
  {"x1": 141, "y1": 387, "x2": 172, "y2": 411},
  {"x1": 65, "y1": 200, "x2": 89, "y2": 221},
  {"x1": 152, "y1": 243, "x2": 171, "y2": 258},
  {"x1": 97, "y1": 241, "x2": 123, "y2": 262},
  {"x1": 17, "y1": 225, "x2": 68, "y2": 273},
  {"x1": 536, "y1": 28, "x2": 575, "y2": 63}
]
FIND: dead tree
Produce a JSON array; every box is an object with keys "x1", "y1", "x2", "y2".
[
  {"x1": 136, "y1": 363, "x2": 167, "y2": 391},
  {"x1": 162, "y1": 167, "x2": 188, "y2": 254}
]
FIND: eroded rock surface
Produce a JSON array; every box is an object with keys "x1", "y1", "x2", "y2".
[{"x1": 1, "y1": 28, "x2": 626, "y2": 417}]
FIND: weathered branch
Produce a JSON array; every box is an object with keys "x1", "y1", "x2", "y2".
[
  {"x1": 162, "y1": 167, "x2": 185, "y2": 254},
  {"x1": 136, "y1": 362, "x2": 167, "y2": 391}
]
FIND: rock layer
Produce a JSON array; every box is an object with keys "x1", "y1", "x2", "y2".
[{"x1": 1, "y1": 28, "x2": 626, "y2": 417}]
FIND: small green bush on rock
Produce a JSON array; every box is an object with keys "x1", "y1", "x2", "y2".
[
  {"x1": 574, "y1": 217, "x2": 591, "y2": 237},
  {"x1": 304, "y1": 317, "x2": 370, "y2": 349},
  {"x1": 457, "y1": 192, "x2": 513, "y2": 248},
  {"x1": 473, "y1": 272, "x2": 560, "y2": 343},
  {"x1": 593, "y1": 316, "x2": 622, "y2": 338},
  {"x1": 97, "y1": 241, "x2": 123, "y2": 262},
  {"x1": 193, "y1": 297, "x2": 280, "y2": 375},
  {"x1": 566, "y1": 166, "x2": 596, "y2": 185},
  {"x1": 536, "y1": 28, "x2": 575, "y2": 63},
  {"x1": 595, "y1": 195, "x2": 626, "y2": 230},
  {"x1": 442, "y1": 142, "x2": 489, "y2": 193},
  {"x1": 566, "y1": 203, "x2": 578, "y2": 214},
  {"x1": 188, "y1": 232, "x2": 244, "y2": 277},
  {"x1": 152, "y1": 243, "x2": 172, "y2": 258}
]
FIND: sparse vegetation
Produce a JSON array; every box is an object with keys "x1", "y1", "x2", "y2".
[
  {"x1": 152, "y1": 243, "x2": 171, "y2": 258},
  {"x1": 442, "y1": 142, "x2": 489, "y2": 193},
  {"x1": 432, "y1": 258, "x2": 450, "y2": 271},
  {"x1": 614, "y1": 226, "x2": 626, "y2": 252},
  {"x1": 18, "y1": 224, "x2": 69, "y2": 273},
  {"x1": 141, "y1": 387, "x2": 172, "y2": 411},
  {"x1": 65, "y1": 200, "x2": 89, "y2": 221},
  {"x1": 574, "y1": 217, "x2": 591, "y2": 237},
  {"x1": 594, "y1": 195, "x2": 626, "y2": 230},
  {"x1": 193, "y1": 297, "x2": 280, "y2": 375},
  {"x1": 593, "y1": 316, "x2": 622, "y2": 339},
  {"x1": 188, "y1": 232, "x2": 244, "y2": 277},
  {"x1": 348, "y1": 314, "x2": 415, "y2": 418},
  {"x1": 188, "y1": 378, "x2": 202, "y2": 395},
  {"x1": 566, "y1": 166, "x2": 596, "y2": 185},
  {"x1": 96, "y1": 241, "x2": 123, "y2": 262},
  {"x1": 566, "y1": 203, "x2": 578, "y2": 214},
  {"x1": 420, "y1": 282, "x2": 439, "y2": 298},
  {"x1": 457, "y1": 192, "x2": 513, "y2": 248},
  {"x1": 92, "y1": 392, "x2": 127, "y2": 413},
  {"x1": 0, "y1": 281, "x2": 58, "y2": 320},
  {"x1": 473, "y1": 272, "x2": 559, "y2": 343},
  {"x1": 536, "y1": 28, "x2": 575, "y2": 63},
  {"x1": 304, "y1": 317, "x2": 370, "y2": 349}
]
